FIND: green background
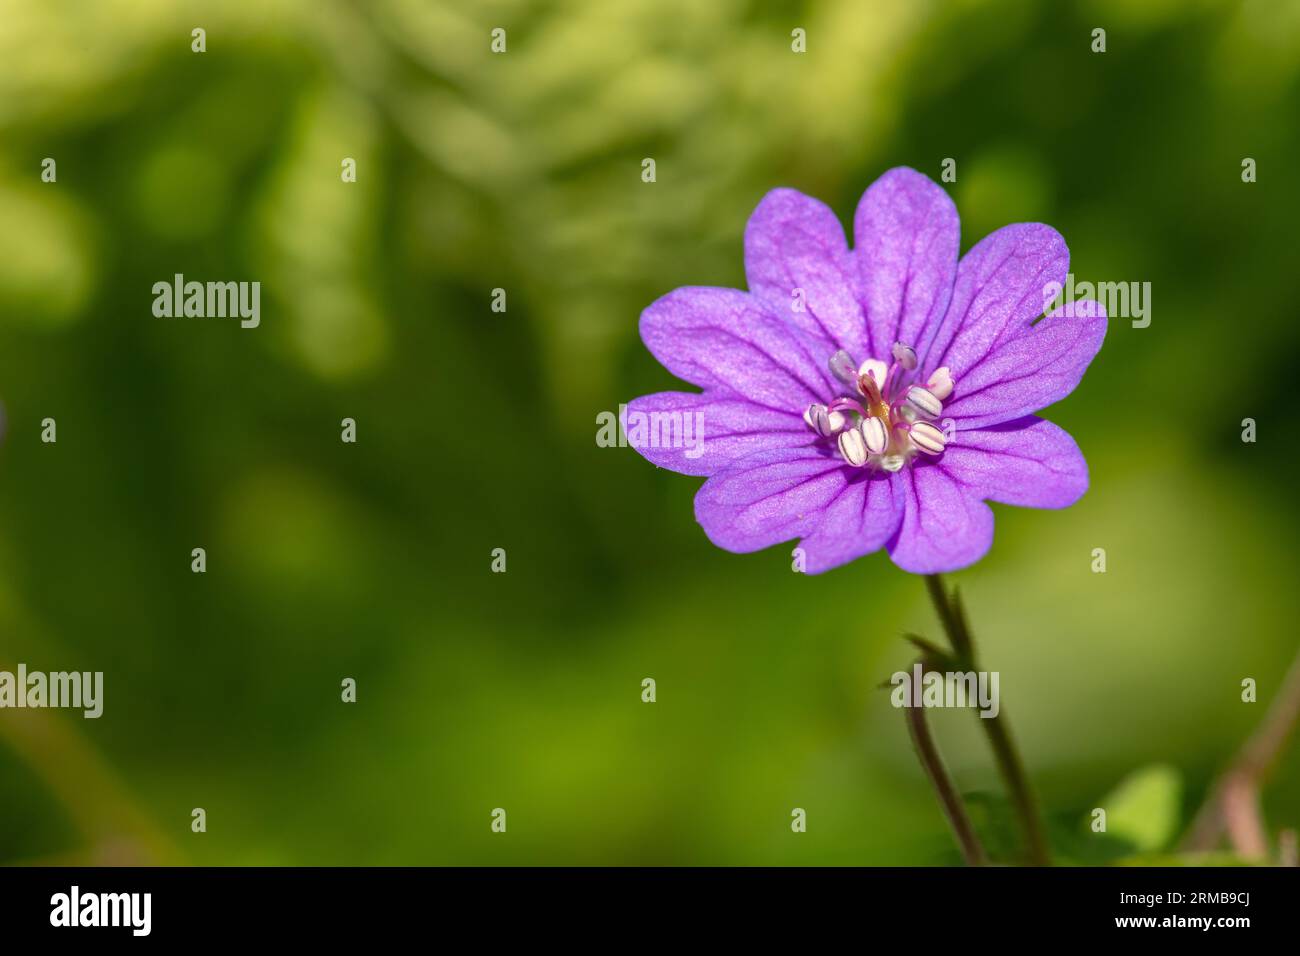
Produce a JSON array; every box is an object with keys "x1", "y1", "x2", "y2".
[{"x1": 0, "y1": 0, "x2": 1297, "y2": 865}]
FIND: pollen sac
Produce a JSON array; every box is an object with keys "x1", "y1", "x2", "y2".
[
  {"x1": 804, "y1": 403, "x2": 843, "y2": 438},
  {"x1": 909, "y1": 421, "x2": 946, "y2": 455},
  {"x1": 861, "y1": 416, "x2": 888, "y2": 455},
  {"x1": 838, "y1": 427, "x2": 869, "y2": 467},
  {"x1": 892, "y1": 342, "x2": 918, "y2": 371},
  {"x1": 828, "y1": 350, "x2": 860, "y2": 389},
  {"x1": 905, "y1": 385, "x2": 943, "y2": 420},
  {"x1": 927, "y1": 366, "x2": 954, "y2": 401}
]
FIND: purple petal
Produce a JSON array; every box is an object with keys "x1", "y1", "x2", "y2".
[
  {"x1": 623, "y1": 391, "x2": 809, "y2": 477},
  {"x1": 925, "y1": 223, "x2": 1069, "y2": 379},
  {"x1": 694, "y1": 446, "x2": 848, "y2": 554},
  {"x1": 797, "y1": 471, "x2": 904, "y2": 574},
  {"x1": 744, "y1": 188, "x2": 869, "y2": 360},
  {"x1": 941, "y1": 303, "x2": 1107, "y2": 428},
  {"x1": 853, "y1": 167, "x2": 959, "y2": 361},
  {"x1": 944, "y1": 416, "x2": 1088, "y2": 508},
  {"x1": 887, "y1": 464, "x2": 994, "y2": 574},
  {"x1": 640, "y1": 286, "x2": 834, "y2": 410}
]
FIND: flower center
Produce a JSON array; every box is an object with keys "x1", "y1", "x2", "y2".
[{"x1": 802, "y1": 343, "x2": 954, "y2": 471}]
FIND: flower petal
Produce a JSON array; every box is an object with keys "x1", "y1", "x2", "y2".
[
  {"x1": 744, "y1": 188, "x2": 869, "y2": 359},
  {"x1": 639, "y1": 286, "x2": 833, "y2": 410},
  {"x1": 694, "y1": 446, "x2": 847, "y2": 554},
  {"x1": 853, "y1": 167, "x2": 959, "y2": 360},
  {"x1": 941, "y1": 303, "x2": 1107, "y2": 428},
  {"x1": 925, "y1": 223, "x2": 1069, "y2": 379},
  {"x1": 623, "y1": 391, "x2": 809, "y2": 477},
  {"x1": 944, "y1": 416, "x2": 1088, "y2": 508},
  {"x1": 887, "y1": 464, "x2": 994, "y2": 574},
  {"x1": 797, "y1": 472, "x2": 904, "y2": 574}
]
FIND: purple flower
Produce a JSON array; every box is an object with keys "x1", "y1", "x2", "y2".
[{"x1": 626, "y1": 167, "x2": 1107, "y2": 574}]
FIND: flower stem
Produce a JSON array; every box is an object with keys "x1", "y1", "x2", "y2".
[
  {"x1": 924, "y1": 574, "x2": 1051, "y2": 866},
  {"x1": 903, "y1": 659, "x2": 988, "y2": 866}
]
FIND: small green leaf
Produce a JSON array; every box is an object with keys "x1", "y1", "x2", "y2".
[{"x1": 1099, "y1": 764, "x2": 1183, "y2": 852}]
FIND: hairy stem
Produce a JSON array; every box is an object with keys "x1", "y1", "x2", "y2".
[
  {"x1": 903, "y1": 664, "x2": 988, "y2": 866},
  {"x1": 924, "y1": 574, "x2": 1051, "y2": 866}
]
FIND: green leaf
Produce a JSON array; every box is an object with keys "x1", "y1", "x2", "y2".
[{"x1": 1099, "y1": 764, "x2": 1183, "y2": 852}]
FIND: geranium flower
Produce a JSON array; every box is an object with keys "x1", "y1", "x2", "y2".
[{"x1": 626, "y1": 167, "x2": 1106, "y2": 574}]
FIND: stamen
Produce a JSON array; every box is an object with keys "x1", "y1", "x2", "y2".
[
  {"x1": 804, "y1": 403, "x2": 845, "y2": 437},
  {"x1": 828, "y1": 350, "x2": 860, "y2": 390},
  {"x1": 892, "y1": 342, "x2": 918, "y2": 371},
  {"x1": 838, "y1": 427, "x2": 868, "y2": 467},
  {"x1": 828, "y1": 397, "x2": 867, "y2": 418},
  {"x1": 905, "y1": 385, "x2": 943, "y2": 420},
  {"x1": 909, "y1": 421, "x2": 946, "y2": 455},
  {"x1": 927, "y1": 366, "x2": 954, "y2": 401},
  {"x1": 810, "y1": 347, "x2": 953, "y2": 471},
  {"x1": 861, "y1": 416, "x2": 888, "y2": 455}
]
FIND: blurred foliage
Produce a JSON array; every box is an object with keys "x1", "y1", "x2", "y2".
[
  {"x1": 1102, "y1": 764, "x2": 1183, "y2": 854},
  {"x1": 0, "y1": 0, "x2": 1297, "y2": 864}
]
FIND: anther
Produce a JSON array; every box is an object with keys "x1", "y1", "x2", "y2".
[
  {"x1": 927, "y1": 366, "x2": 954, "y2": 401},
  {"x1": 905, "y1": 386, "x2": 943, "y2": 420},
  {"x1": 804, "y1": 403, "x2": 844, "y2": 437},
  {"x1": 861, "y1": 416, "x2": 888, "y2": 455},
  {"x1": 838, "y1": 427, "x2": 869, "y2": 467},
  {"x1": 892, "y1": 342, "x2": 918, "y2": 371},
  {"x1": 909, "y1": 421, "x2": 946, "y2": 455},
  {"x1": 829, "y1": 350, "x2": 860, "y2": 389}
]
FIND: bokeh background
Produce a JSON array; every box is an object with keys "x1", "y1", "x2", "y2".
[{"x1": 0, "y1": 0, "x2": 1297, "y2": 865}]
